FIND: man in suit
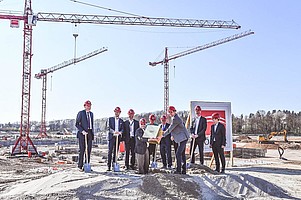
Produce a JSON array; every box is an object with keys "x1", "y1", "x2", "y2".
[
  {"x1": 210, "y1": 113, "x2": 226, "y2": 173},
  {"x1": 75, "y1": 100, "x2": 94, "y2": 172},
  {"x1": 189, "y1": 105, "x2": 207, "y2": 165},
  {"x1": 159, "y1": 115, "x2": 172, "y2": 169},
  {"x1": 161, "y1": 106, "x2": 190, "y2": 174},
  {"x1": 122, "y1": 109, "x2": 139, "y2": 170},
  {"x1": 106, "y1": 106, "x2": 124, "y2": 171}
]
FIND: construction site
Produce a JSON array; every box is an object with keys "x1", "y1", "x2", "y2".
[
  {"x1": 0, "y1": 131, "x2": 300, "y2": 199},
  {"x1": 1, "y1": 0, "x2": 301, "y2": 200}
]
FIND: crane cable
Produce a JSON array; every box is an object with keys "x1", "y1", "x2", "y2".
[{"x1": 70, "y1": 0, "x2": 144, "y2": 17}]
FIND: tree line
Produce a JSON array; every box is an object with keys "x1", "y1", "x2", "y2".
[{"x1": 232, "y1": 110, "x2": 301, "y2": 135}]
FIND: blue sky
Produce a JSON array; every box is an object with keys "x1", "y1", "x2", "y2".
[{"x1": 0, "y1": 0, "x2": 300, "y2": 123}]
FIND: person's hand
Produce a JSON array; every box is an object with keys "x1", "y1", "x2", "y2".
[
  {"x1": 157, "y1": 135, "x2": 163, "y2": 140},
  {"x1": 171, "y1": 136, "x2": 174, "y2": 141},
  {"x1": 82, "y1": 131, "x2": 88, "y2": 135},
  {"x1": 114, "y1": 131, "x2": 121, "y2": 136},
  {"x1": 221, "y1": 145, "x2": 225, "y2": 149}
]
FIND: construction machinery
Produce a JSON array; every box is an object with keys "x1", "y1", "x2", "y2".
[
  {"x1": 149, "y1": 30, "x2": 254, "y2": 114},
  {"x1": 34, "y1": 47, "x2": 108, "y2": 138},
  {"x1": 0, "y1": 0, "x2": 241, "y2": 155},
  {"x1": 258, "y1": 130, "x2": 288, "y2": 144}
]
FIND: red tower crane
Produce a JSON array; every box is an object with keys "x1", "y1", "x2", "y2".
[
  {"x1": 34, "y1": 47, "x2": 108, "y2": 138},
  {"x1": 149, "y1": 30, "x2": 254, "y2": 114},
  {"x1": 0, "y1": 0, "x2": 241, "y2": 155}
]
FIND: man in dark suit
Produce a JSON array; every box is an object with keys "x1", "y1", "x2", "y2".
[
  {"x1": 190, "y1": 105, "x2": 207, "y2": 165},
  {"x1": 210, "y1": 113, "x2": 226, "y2": 173},
  {"x1": 75, "y1": 100, "x2": 94, "y2": 172},
  {"x1": 122, "y1": 109, "x2": 139, "y2": 170},
  {"x1": 106, "y1": 106, "x2": 124, "y2": 171},
  {"x1": 159, "y1": 115, "x2": 172, "y2": 169},
  {"x1": 161, "y1": 106, "x2": 190, "y2": 174}
]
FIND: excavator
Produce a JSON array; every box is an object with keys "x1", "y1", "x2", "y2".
[{"x1": 258, "y1": 130, "x2": 288, "y2": 144}]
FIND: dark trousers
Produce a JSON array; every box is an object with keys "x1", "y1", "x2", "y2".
[
  {"x1": 148, "y1": 143, "x2": 156, "y2": 162},
  {"x1": 78, "y1": 130, "x2": 93, "y2": 169},
  {"x1": 190, "y1": 138, "x2": 204, "y2": 164},
  {"x1": 125, "y1": 137, "x2": 136, "y2": 168},
  {"x1": 212, "y1": 142, "x2": 225, "y2": 171},
  {"x1": 176, "y1": 139, "x2": 187, "y2": 173},
  {"x1": 160, "y1": 137, "x2": 172, "y2": 167},
  {"x1": 108, "y1": 136, "x2": 120, "y2": 168}
]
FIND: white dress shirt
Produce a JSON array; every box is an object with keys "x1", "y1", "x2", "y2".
[
  {"x1": 194, "y1": 117, "x2": 200, "y2": 135},
  {"x1": 129, "y1": 119, "x2": 134, "y2": 137},
  {"x1": 86, "y1": 111, "x2": 92, "y2": 129},
  {"x1": 115, "y1": 117, "x2": 119, "y2": 131}
]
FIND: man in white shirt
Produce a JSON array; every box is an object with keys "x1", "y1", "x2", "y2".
[
  {"x1": 189, "y1": 106, "x2": 207, "y2": 165},
  {"x1": 122, "y1": 109, "x2": 139, "y2": 170},
  {"x1": 106, "y1": 107, "x2": 124, "y2": 171}
]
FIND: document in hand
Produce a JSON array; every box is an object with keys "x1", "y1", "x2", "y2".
[{"x1": 143, "y1": 125, "x2": 161, "y2": 139}]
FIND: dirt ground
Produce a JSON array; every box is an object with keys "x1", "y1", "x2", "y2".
[{"x1": 0, "y1": 142, "x2": 300, "y2": 200}]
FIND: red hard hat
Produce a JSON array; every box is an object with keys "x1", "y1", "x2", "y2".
[
  {"x1": 114, "y1": 107, "x2": 121, "y2": 112},
  {"x1": 139, "y1": 118, "x2": 147, "y2": 125},
  {"x1": 212, "y1": 113, "x2": 220, "y2": 119},
  {"x1": 149, "y1": 114, "x2": 156, "y2": 121},
  {"x1": 160, "y1": 115, "x2": 167, "y2": 120},
  {"x1": 128, "y1": 109, "x2": 135, "y2": 115},
  {"x1": 168, "y1": 106, "x2": 176, "y2": 112},
  {"x1": 84, "y1": 100, "x2": 92, "y2": 106},
  {"x1": 195, "y1": 105, "x2": 202, "y2": 111}
]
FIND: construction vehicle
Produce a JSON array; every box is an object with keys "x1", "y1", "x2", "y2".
[{"x1": 258, "y1": 130, "x2": 288, "y2": 144}]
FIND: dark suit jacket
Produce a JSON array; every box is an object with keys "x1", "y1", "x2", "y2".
[
  {"x1": 75, "y1": 110, "x2": 94, "y2": 139},
  {"x1": 190, "y1": 116, "x2": 207, "y2": 142},
  {"x1": 122, "y1": 119, "x2": 139, "y2": 143},
  {"x1": 160, "y1": 123, "x2": 171, "y2": 142},
  {"x1": 135, "y1": 128, "x2": 148, "y2": 154},
  {"x1": 107, "y1": 117, "x2": 124, "y2": 141},
  {"x1": 210, "y1": 122, "x2": 226, "y2": 147},
  {"x1": 163, "y1": 114, "x2": 190, "y2": 143}
]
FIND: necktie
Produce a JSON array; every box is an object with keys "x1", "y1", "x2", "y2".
[{"x1": 87, "y1": 112, "x2": 91, "y2": 129}]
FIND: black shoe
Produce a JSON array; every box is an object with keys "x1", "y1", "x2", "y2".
[
  {"x1": 107, "y1": 168, "x2": 111, "y2": 171},
  {"x1": 182, "y1": 171, "x2": 186, "y2": 175},
  {"x1": 174, "y1": 171, "x2": 181, "y2": 174},
  {"x1": 78, "y1": 167, "x2": 84, "y2": 172},
  {"x1": 126, "y1": 166, "x2": 130, "y2": 170},
  {"x1": 161, "y1": 166, "x2": 167, "y2": 169},
  {"x1": 221, "y1": 169, "x2": 225, "y2": 174},
  {"x1": 214, "y1": 169, "x2": 220, "y2": 173},
  {"x1": 130, "y1": 165, "x2": 135, "y2": 170}
]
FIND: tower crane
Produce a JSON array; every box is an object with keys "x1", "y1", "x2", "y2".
[
  {"x1": 149, "y1": 30, "x2": 254, "y2": 114},
  {"x1": 0, "y1": 0, "x2": 241, "y2": 155},
  {"x1": 34, "y1": 47, "x2": 108, "y2": 138}
]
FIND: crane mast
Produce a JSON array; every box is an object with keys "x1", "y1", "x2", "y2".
[
  {"x1": 11, "y1": 0, "x2": 36, "y2": 154},
  {"x1": 35, "y1": 47, "x2": 108, "y2": 137},
  {"x1": 149, "y1": 30, "x2": 254, "y2": 114},
  {"x1": 0, "y1": 1, "x2": 242, "y2": 155}
]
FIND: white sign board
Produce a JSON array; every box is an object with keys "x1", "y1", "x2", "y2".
[{"x1": 190, "y1": 101, "x2": 233, "y2": 152}]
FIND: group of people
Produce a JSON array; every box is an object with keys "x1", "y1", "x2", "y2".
[{"x1": 75, "y1": 100, "x2": 226, "y2": 174}]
